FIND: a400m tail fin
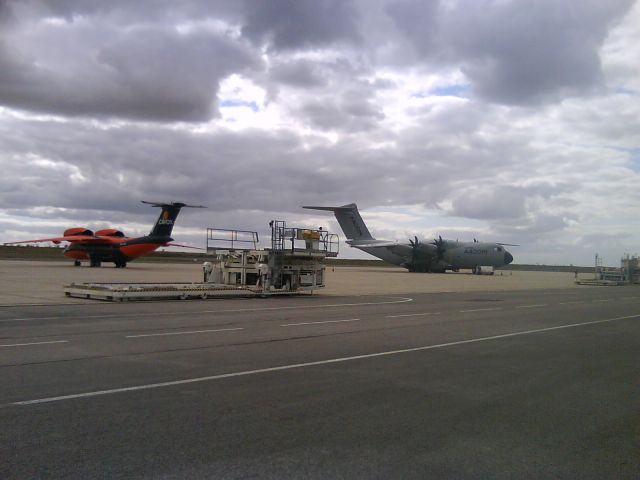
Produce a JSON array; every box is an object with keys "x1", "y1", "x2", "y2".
[
  {"x1": 303, "y1": 203, "x2": 373, "y2": 240},
  {"x1": 143, "y1": 201, "x2": 206, "y2": 239}
]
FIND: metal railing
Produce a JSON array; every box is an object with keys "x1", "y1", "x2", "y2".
[
  {"x1": 270, "y1": 220, "x2": 339, "y2": 256},
  {"x1": 206, "y1": 228, "x2": 259, "y2": 251}
]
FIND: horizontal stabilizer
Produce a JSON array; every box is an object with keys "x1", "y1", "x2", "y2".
[
  {"x1": 303, "y1": 204, "x2": 357, "y2": 212},
  {"x1": 142, "y1": 201, "x2": 207, "y2": 209}
]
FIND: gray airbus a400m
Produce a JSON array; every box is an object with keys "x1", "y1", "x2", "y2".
[{"x1": 303, "y1": 203, "x2": 515, "y2": 273}]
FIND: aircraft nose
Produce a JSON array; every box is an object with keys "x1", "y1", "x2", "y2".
[{"x1": 504, "y1": 251, "x2": 513, "y2": 265}]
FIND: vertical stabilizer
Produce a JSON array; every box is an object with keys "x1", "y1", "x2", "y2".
[
  {"x1": 303, "y1": 203, "x2": 374, "y2": 240},
  {"x1": 142, "y1": 201, "x2": 205, "y2": 238},
  {"x1": 147, "y1": 202, "x2": 185, "y2": 238}
]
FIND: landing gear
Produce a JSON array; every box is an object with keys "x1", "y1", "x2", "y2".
[
  {"x1": 89, "y1": 256, "x2": 101, "y2": 267},
  {"x1": 114, "y1": 260, "x2": 127, "y2": 268},
  {"x1": 74, "y1": 259, "x2": 81, "y2": 267}
]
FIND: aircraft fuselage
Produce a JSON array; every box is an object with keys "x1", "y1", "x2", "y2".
[
  {"x1": 63, "y1": 235, "x2": 172, "y2": 265},
  {"x1": 304, "y1": 203, "x2": 514, "y2": 273},
  {"x1": 440, "y1": 242, "x2": 513, "y2": 271}
]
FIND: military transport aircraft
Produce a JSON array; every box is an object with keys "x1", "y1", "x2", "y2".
[
  {"x1": 303, "y1": 203, "x2": 515, "y2": 273},
  {"x1": 5, "y1": 201, "x2": 205, "y2": 267}
]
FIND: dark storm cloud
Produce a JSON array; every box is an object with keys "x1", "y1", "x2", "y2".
[
  {"x1": 0, "y1": 113, "x2": 477, "y2": 220},
  {"x1": 299, "y1": 93, "x2": 385, "y2": 131},
  {"x1": 39, "y1": 0, "x2": 243, "y2": 25},
  {"x1": 493, "y1": 213, "x2": 572, "y2": 238},
  {"x1": 446, "y1": 0, "x2": 634, "y2": 104},
  {"x1": 385, "y1": 0, "x2": 442, "y2": 58},
  {"x1": 0, "y1": 1, "x2": 259, "y2": 121},
  {"x1": 0, "y1": 0, "x2": 13, "y2": 22},
  {"x1": 449, "y1": 186, "x2": 528, "y2": 220},
  {"x1": 2, "y1": 0, "x2": 631, "y2": 124},
  {"x1": 241, "y1": 0, "x2": 361, "y2": 51},
  {"x1": 269, "y1": 59, "x2": 329, "y2": 88},
  {"x1": 386, "y1": 0, "x2": 634, "y2": 104},
  {"x1": 447, "y1": 181, "x2": 573, "y2": 236},
  {"x1": 93, "y1": 28, "x2": 258, "y2": 121},
  {"x1": 0, "y1": 117, "x2": 329, "y2": 213}
]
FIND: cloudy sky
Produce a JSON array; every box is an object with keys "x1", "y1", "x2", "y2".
[{"x1": 1, "y1": 0, "x2": 639, "y2": 266}]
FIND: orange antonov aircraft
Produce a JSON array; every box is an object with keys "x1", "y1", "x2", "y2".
[{"x1": 5, "y1": 201, "x2": 205, "y2": 267}]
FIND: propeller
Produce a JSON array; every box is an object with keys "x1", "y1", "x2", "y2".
[
  {"x1": 431, "y1": 235, "x2": 446, "y2": 261},
  {"x1": 409, "y1": 236, "x2": 420, "y2": 271},
  {"x1": 408, "y1": 235, "x2": 437, "y2": 272}
]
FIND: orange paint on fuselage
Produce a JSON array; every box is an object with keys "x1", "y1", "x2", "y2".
[
  {"x1": 119, "y1": 243, "x2": 163, "y2": 259},
  {"x1": 64, "y1": 250, "x2": 89, "y2": 260},
  {"x1": 62, "y1": 236, "x2": 165, "y2": 262}
]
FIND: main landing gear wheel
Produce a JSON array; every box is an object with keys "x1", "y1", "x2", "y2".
[
  {"x1": 89, "y1": 257, "x2": 101, "y2": 267},
  {"x1": 74, "y1": 259, "x2": 81, "y2": 267}
]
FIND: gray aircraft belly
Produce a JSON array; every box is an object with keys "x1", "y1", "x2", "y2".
[{"x1": 357, "y1": 246, "x2": 407, "y2": 266}]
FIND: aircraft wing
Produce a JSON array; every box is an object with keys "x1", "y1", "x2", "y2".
[
  {"x1": 350, "y1": 241, "x2": 416, "y2": 258},
  {"x1": 386, "y1": 244, "x2": 414, "y2": 256},
  {"x1": 383, "y1": 243, "x2": 437, "y2": 260},
  {"x1": 350, "y1": 241, "x2": 401, "y2": 248},
  {"x1": 4, "y1": 235, "x2": 107, "y2": 245},
  {"x1": 165, "y1": 243, "x2": 205, "y2": 250}
]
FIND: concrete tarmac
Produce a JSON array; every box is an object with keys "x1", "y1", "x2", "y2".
[
  {"x1": 1, "y1": 277, "x2": 639, "y2": 478},
  {"x1": 0, "y1": 260, "x2": 589, "y2": 305}
]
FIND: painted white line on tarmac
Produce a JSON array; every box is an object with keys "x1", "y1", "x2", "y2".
[
  {"x1": 12, "y1": 312, "x2": 640, "y2": 406},
  {"x1": 1, "y1": 340, "x2": 69, "y2": 348},
  {"x1": 2, "y1": 296, "x2": 414, "y2": 323},
  {"x1": 126, "y1": 328, "x2": 243, "y2": 338},
  {"x1": 385, "y1": 312, "x2": 441, "y2": 318},
  {"x1": 0, "y1": 303, "x2": 66, "y2": 308},
  {"x1": 281, "y1": 318, "x2": 360, "y2": 327},
  {"x1": 557, "y1": 301, "x2": 583, "y2": 305},
  {"x1": 459, "y1": 308, "x2": 502, "y2": 313},
  {"x1": 592, "y1": 299, "x2": 611, "y2": 303},
  {"x1": 0, "y1": 314, "x2": 131, "y2": 323},
  {"x1": 516, "y1": 304, "x2": 548, "y2": 309}
]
